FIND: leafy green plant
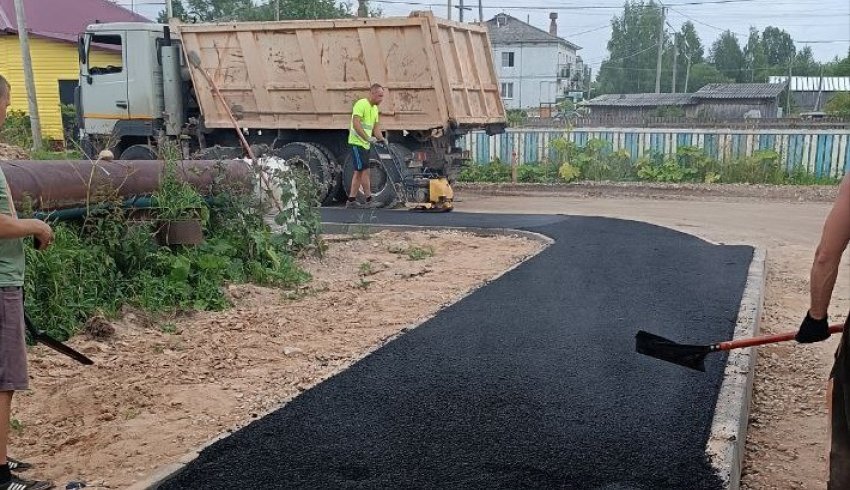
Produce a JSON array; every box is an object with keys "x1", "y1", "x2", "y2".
[
  {"x1": 22, "y1": 148, "x2": 319, "y2": 340},
  {"x1": 160, "y1": 322, "x2": 178, "y2": 334}
]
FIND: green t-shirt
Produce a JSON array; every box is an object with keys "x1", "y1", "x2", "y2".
[
  {"x1": 0, "y1": 169, "x2": 24, "y2": 287},
  {"x1": 348, "y1": 98, "x2": 380, "y2": 149}
]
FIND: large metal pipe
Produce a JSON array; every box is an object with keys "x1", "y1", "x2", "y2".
[{"x1": 0, "y1": 159, "x2": 253, "y2": 212}]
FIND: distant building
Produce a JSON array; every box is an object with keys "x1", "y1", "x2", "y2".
[
  {"x1": 692, "y1": 83, "x2": 786, "y2": 119},
  {"x1": 580, "y1": 93, "x2": 695, "y2": 119},
  {"x1": 0, "y1": 0, "x2": 148, "y2": 140},
  {"x1": 485, "y1": 13, "x2": 584, "y2": 111},
  {"x1": 769, "y1": 76, "x2": 850, "y2": 112},
  {"x1": 582, "y1": 83, "x2": 786, "y2": 120}
]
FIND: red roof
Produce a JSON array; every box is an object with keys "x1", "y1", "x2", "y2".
[{"x1": 0, "y1": 0, "x2": 150, "y2": 44}]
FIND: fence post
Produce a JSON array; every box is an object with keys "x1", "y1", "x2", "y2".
[{"x1": 511, "y1": 150, "x2": 518, "y2": 184}]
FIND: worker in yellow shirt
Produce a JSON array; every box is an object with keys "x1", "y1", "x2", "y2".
[{"x1": 347, "y1": 83, "x2": 387, "y2": 208}]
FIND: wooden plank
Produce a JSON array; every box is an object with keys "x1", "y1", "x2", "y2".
[
  {"x1": 235, "y1": 31, "x2": 276, "y2": 126},
  {"x1": 422, "y1": 18, "x2": 452, "y2": 125},
  {"x1": 295, "y1": 30, "x2": 330, "y2": 115},
  {"x1": 448, "y1": 27, "x2": 473, "y2": 119},
  {"x1": 464, "y1": 29, "x2": 490, "y2": 119}
]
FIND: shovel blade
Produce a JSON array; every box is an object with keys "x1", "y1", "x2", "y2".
[{"x1": 635, "y1": 330, "x2": 711, "y2": 372}]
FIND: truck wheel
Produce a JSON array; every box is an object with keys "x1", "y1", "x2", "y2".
[
  {"x1": 270, "y1": 142, "x2": 332, "y2": 204},
  {"x1": 341, "y1": 146, "x2": 405, "y2": 208},
  {"x1": 310, "y1": 143, "x2": 342, "y2": 206},
  {"x1": 120, "y1": 144, "x2": 157, "y2": 160}
]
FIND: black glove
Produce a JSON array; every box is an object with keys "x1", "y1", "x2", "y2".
[{"x1": 796, "y1": 312, "x2": 830, "y2": 343}]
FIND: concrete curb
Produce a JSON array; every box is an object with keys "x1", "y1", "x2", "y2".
[
  {"x1": 706, "y1": 247, "x2": 767, "y2": 489},
  {"x1": 128, "y1": 224, "x2": 552, "y2": 490}
]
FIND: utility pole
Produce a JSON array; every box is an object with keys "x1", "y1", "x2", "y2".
[
  {"x1": 447, "y1": 0, "x2": 452, "y2": 20},
  {"x1": 166, "y1": 0, "x2": 173, "y2": 18},
  {"x1": 671, "y1": 37, "x2": 678, "y2": 93},
  {"x1": 478, "y1": 0, "x2": 483, "y2": 24},
  {"x1": 13, "y1": 0, "x2": 42, "y2": 151},
  {"x1": 455, "y1": 0, "x2": 473, "y2": 22},
  {"x1": 785, "y1": 60, "x2": 792, "y2": 116},
  {"x1": 358, "y1": 0, "x2": 368, "y2": 17},
  {"x1": 815, "y1": 65, "x2": 825, "y2": 111},
  {"x1": 275, "y1": 0, "x2": 279, "y2": 21},
  {"x1": 684, "y1": 55, "x2": 691, "y2": 92},
  {"x1": 654, "y1": 6, "x2": 666, "y2": 93}
]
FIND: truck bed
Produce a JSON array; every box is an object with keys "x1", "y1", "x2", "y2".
[{"x1": 173, "y1": 12, "x2": 506, "y2": 133}]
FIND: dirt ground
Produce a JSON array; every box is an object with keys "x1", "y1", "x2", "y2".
[
  {"x1": 455, "y1": 186, "x2": 849, "y2": 490},
  {"x1": 0, "y1": 143, "x2": 29, "y2": 160},
  {"x1": 9, "y1": 230, "x2": 542, "y2": 488}
]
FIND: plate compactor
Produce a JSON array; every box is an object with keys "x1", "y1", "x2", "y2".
[{"x1": 373, "y1": 142, "x2": 454, "y2": 212}]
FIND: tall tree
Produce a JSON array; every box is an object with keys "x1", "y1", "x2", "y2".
[
  {"x1": 159, "y1": 0, "x2": 352, "y2": 23},
  {"x1": 687, "y1": 62, "x2": 732, "y2": 91},
  {"x1": 597, "y1": 1, "x2": 670, "y2": 94},
  {"x1": 743, "y1": 27, "x2": 767, "y2": 82},
  {"x1": 710, "y1": 30, "x2": 745, "y2": 82},
  {"x1": 671, "y1": 22, "x2": 704, "y2": 92},
  {"x1": 761, "y1": 26, "x2": 795, "y2": 66},
  {"x1": 678, "y1": 21, "x2": 704, "y2": 64},
  {"x1": 793, "y1": 46, "x2": 820, "y2": 76}
]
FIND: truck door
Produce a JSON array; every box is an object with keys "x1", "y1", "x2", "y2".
[{"x1": 80, "y1": 32, "x2": 129, "y2": 136}]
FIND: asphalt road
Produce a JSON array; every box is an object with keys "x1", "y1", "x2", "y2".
[{"x1": 159, "y1": 210, "x2": 753, "y2": 489}]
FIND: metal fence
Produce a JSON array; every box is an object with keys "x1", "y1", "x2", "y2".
[{"x1": 460, "y1": 127, "x2": 850, "y2": 178}]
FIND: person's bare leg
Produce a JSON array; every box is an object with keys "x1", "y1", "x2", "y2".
[
  {"x1": 349, "y1": 171, "x2": 361, "y2": 200},
  {"x1": 361, "y1": 168, "x2": 372, "y2": 200},
  {"x1": 0, "y1": 390, "x2": 12, "y2": 465}
]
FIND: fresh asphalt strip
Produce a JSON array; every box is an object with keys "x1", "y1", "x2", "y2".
[{"x1": 159, "y1": 210, "x2": 753, "y2": 489}]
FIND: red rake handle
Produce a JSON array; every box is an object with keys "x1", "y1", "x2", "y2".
[{"x1": 716, "y1": 323, "x2": 844, "y2": 351}]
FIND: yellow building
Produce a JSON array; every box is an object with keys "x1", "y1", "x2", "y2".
[{"x1": 0, "y1": 0, "x2": 148, "y2": 141}]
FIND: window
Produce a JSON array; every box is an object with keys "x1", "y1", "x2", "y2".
[
  {"x1": 501, "y1": 82, "x2": 514, "y2": 99},
  {"x1": 501, "y1": 52, "x2": 515, "y2": 68},
  {"x1": 58, "y1": 80, "x2": 77, "y2": 106},
  {"x1": 88, "y1": 35, "x2": 123, "y2": 75}
]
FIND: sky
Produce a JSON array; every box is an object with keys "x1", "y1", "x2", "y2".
[{"x1": 121, "y1": 0, "x2": 850, "y2": 75}]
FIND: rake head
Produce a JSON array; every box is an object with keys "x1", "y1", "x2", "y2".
[{"x1": 635, "y1": 330, "x2": 712, "y2": 372}]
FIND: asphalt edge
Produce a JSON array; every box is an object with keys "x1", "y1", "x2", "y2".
[
  {"x1": 127, "y1": 224, "x2": 553, "y2": 490},
  {"x1": 706, "y1": 246, "x2": 767, "y2": 490}
]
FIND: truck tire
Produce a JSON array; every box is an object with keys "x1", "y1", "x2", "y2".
[
  {"x1": 270, "y1": 142, "x2": 332, "y2": 204},
  {"x1": 120, "y1": 144, "x2": 157, "y2": 160},
  {"x1": 310, "y1": 143, "x2": 342, "y2": 206},
  {"x1": 341, "y1": 146, "x2": 405, "y2": 208}
]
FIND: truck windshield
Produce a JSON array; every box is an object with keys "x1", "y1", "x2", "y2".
[{"x1": 88, "y1": 34, "x2": 123, "y2": 75}]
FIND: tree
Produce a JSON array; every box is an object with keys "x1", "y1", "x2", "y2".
[
  {"x1": 159, "y1": 0, "x2": 353, "y2": 23},
  {"x1": 710, "y1": 30, "x2": 745, "y2": 82},
  {"x1": 687, "y1": 62, "x2": 732, "y2": 91},
  {"x1": 824, "y1": 92, "x2": 850, "y2": 118},
  {"x1": 793, "y1": 46, "x2": 820, "y2": 76},
  {"x1": 678, "y1": 21, "x2": 704, "y2": 64},
  {"x1": 743, "y1": 27, "x2": 767, "y2": 82},
  {"x1": 762, "y1": 26, "x2": 795, "y2": 66},
  {"x1": 597, "y1": 1, "x2": 671, "y2": 94}
]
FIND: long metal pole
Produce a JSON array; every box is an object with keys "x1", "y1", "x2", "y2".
[
  {"x1": 459, "y1": 0, "x2": 465, "y2": 22},
  {"x1": 478, "y1": 0, "x2": 483, "y2": 23},
  {"x1": 166, "y1": 0, "x2": 173, "y2": 18},
  {"x1": 654, "y1": 6, "x2": 666, "y2": 93},
  {"x1": 684, "y1": 56, "x2": 691, "y2": 93},
  {"x1": 447, "y1": 0, "x2": 452, "y2": 20},
  {"x1": 13, "y1": 0, "x2": 42, "y2": 151},
  {"x1": 671, "y1": 38, "x2": 678, "y2": 93}
]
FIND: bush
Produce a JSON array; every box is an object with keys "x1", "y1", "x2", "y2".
[{"x1": 23, "y1": 156, "x2": 318, "y2": 340}]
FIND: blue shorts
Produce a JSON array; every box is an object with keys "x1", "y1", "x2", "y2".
[{"x1": 351, "y1": 145, "x2": 370, "y2": 172}]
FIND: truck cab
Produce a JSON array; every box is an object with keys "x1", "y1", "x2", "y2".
[{"x1": 79, "y1": 22, "x2": 186, "y2": 159}]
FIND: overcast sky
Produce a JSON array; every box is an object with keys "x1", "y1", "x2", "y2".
[{"x1": 121, "y1": 0, "x2": 850, "y2": 73}]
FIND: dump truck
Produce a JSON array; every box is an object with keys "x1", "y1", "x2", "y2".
[{"x1": 76, "y1": 12, "x2": 506, "y2": 206}]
